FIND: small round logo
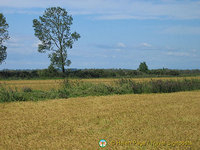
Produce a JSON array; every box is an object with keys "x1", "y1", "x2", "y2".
[{"x1": 99, "y1": 139, "x2": 107, "y2": 148}]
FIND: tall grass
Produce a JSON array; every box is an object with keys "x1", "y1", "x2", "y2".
[
  {"x1": 0, "y1": 85, "x2": 26, "y2": 102},
  {"x1": 0, "y1": 84, "x2": 68, "y2": 103},
  {"x1": 1, "y1": 78, "x2": 200, "y2": 102},
  {"x1": 150, "y1": 79, "x2": 200, "y2": 93},
  {"x1": 61, "y1": 78, "x2": 200, "y2": 97}
]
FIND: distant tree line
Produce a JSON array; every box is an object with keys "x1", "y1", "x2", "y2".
[{"x1": 1, "y1": 68, "x2": 200, "y2": 79}]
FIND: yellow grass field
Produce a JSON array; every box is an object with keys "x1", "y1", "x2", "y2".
[
  {"x1": 1, "y1": 76, "x2": 200, "y2": 91},
  {"x1": 0, "y1": 91, "x2": 200, "y2": 149}
]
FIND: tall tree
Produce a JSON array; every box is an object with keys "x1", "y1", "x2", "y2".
[
  {"x1": 33, "y1": 7, "x2": 80, "y2": 73},
  {"x1": 0, "y1": 13, "x2": 9, "y2": 64},
  {"x1": 138, "y1": 62, "x2": 149, "y2": 73}
]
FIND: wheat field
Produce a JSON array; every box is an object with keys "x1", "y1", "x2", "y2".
[{"x1": 0, "y1": 91, "x2": 200, "y2": 149}]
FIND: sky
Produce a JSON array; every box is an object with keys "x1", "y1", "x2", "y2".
[{"x1": 0, "y1": 0, "x2": 200, "y2": 70}]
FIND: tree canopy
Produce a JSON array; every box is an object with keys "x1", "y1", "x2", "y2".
[
  {"x1": 138, "y1": 62, "x2": 149, "y2": 73},
  {"x1": 0, "y1": 13, "x2": 9, "y2": 64},
  {"x1": 33, "y1": 7, "x2": 80, "y2": 73}
]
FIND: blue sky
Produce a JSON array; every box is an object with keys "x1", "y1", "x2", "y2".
[{"x1": 0, "y1": 0, "x2": 200, "y2": 70}]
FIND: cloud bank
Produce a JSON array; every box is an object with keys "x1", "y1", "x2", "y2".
[{"x1": 1, "y1": 0, "x2": 200, "y2": 20}]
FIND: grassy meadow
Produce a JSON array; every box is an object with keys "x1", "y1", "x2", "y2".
[
  {"x1": 0, "y1": 91, "x2": 200, "y2": 149},
  {"x1": 1, "y1": 76, "x2": 200, "y2": 91}
]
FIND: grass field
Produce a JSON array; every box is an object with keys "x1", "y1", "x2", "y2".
[
  {"x1": 1, "y1": 76, "x2": 200, "y2": 91},
  {"x1": 0, "y1": 91, "x2": 199, "y2": 149}
]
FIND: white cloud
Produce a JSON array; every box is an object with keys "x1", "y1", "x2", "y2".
[
  {"x1": 162, "y1": 26, "x2": 200, "y2": 35},
  {"x1": 5, "y1": 37, "x2": 24, "y2": 48},
  {"x1": 191, "y1": 49, "x2": 197, "y2": 52},
  {"x1": 166, "y1": 52, "x2": 192, "y2": 57},
  {"x1": 117, "y1": 42, "x2": 126, "y2": 48},
  {"x1": 5, "y1": 36, "x2": 39, "y2": 54},
  {"x1": 140, "y1": 43, "x2": 152, "y2": 48},
  {"x1": 32, "y1": 40, "x2": 42, "y2": 48},
  {"x1": 1, "y1": 9, "x2": 42, "y2": 15},
  {"x1": 0, "y1": 0, "x2": 200, "y2": 20},
  {"x1": 94, "y1": 14, "x2": 158, "y2": 20},
  {"x1": 0, "y1": 0, "x2": 55, "y2": 8},
  {"x1": 112, "y1": 55, "x2": 116, "y2": 58}
]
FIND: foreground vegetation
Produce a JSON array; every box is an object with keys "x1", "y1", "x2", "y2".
[
  {"x1": 0, "y1": 91, "x2": 199, "y2": 149},
  {"x1": 1, "y1": 78, "x2": 200, "y2": 102},
  {"x1": 1, "y1": 76, "x2": 200, "y2": 91}
]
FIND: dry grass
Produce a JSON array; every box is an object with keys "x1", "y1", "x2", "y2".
[
  {"x1": 0, "y1": 80, "x2": 63, "y2": 91},
  {"x1": 0, "y1": 91, "x2": 200, "y2": 149},
  {"x1": 84, "y1": 76, "x2": 200, "y2": 83},
  {"x1": 1, "y1": 76, "x2": 200, "y2": 91}
]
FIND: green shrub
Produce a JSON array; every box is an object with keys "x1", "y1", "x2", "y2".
[
  {"x1": 150, "y1": 79, "x2": 200, "y2": 93},
  {"x1": 57, "y1": 88, "x2": 69, "y2": 98},
  {"x1": 22, "y1": 87, "x2": 32, "y2": 92},
  {"x1": 59, "y1": 78, "x2": 200, "y2": 98},
  {"x1": 0, "y1": 85, "x2": 26, "y2": 102},
  {"x1": 115, "y1": 78, "x2": 143, "y2": 94}
]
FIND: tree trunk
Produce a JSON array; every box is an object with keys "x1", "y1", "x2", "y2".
[
  {"x1": 62, "y1": 64, "x2": 65, "y2": 73},
  {"x1": 60, "y1": 47, "x2": 65, "y2": 74}
]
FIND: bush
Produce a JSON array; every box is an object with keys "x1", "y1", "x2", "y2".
[
  {"x1": 22, "y1": 87, "x2": 32, "y2": 92},
  {"x1": 58, "y1": 78, "x2": 200, "y2": 98},
  {"x1": 150, "y1": 79, "x2": 200, "y2": 93},
  {"x1": 115, "y1": 78, "x2": 143, "y2": 94},
  {"x1": 0, "y1": 85, "x2": 26, "y2": 102}
]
